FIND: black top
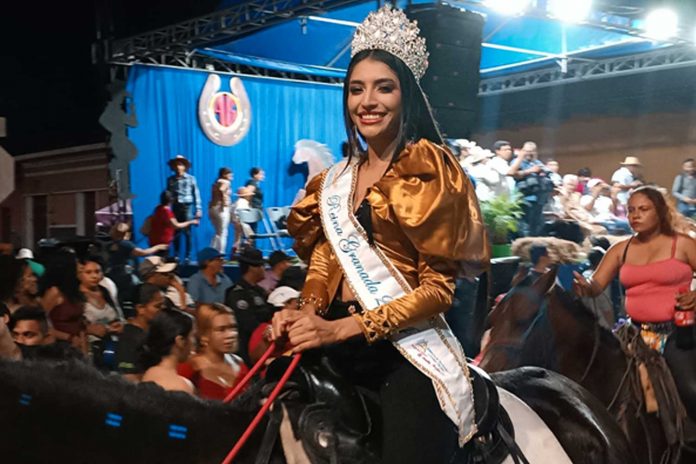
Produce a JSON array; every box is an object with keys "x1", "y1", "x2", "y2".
[
  {"x1": 115, "y1": 324, "x2": 146, "y2": 374},
  {"x1": 107, "y1": 240, "x2": 136, "y2": 269},
  {"x1": 245, "y1": 179, "x2": 264, "y2": 210},
  {"x1": 225, "y1": 279, "x2": 272, "y2": 365}
]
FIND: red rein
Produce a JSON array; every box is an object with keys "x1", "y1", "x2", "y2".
[{"x1": 221, "y1": 343, "x2": 302, "y2": 463}]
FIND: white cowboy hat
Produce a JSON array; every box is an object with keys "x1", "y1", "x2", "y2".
[{"x1": 620, "y1": 156, "x2": 642, "y2": 166}]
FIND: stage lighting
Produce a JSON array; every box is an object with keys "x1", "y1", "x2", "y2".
[
  {"x1": 644, "y1": 8, "x2": 678, "y2": 40},
  {"x1": 548, "y1": 0, "x2": 592, "y2": 23},
  {"x1": 484, "y1": 0, "x2": 531, "y2": 16}
]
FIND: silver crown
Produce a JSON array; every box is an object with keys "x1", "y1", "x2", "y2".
[{"x1": 351, "y1": 5, "x2": 429, "y2": 81}]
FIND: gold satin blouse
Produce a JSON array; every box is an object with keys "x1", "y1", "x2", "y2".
[{"x1": 288, "y1": 139, "x2": 490, "y2": 343}]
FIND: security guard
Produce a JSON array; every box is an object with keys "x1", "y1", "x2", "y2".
[{"x1": 225, "y1": 247, "x2": 273, "y2": 364}]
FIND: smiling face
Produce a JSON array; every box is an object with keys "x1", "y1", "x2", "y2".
[{"x1": 347, "y1": 58, "x2": 403, "y2": 149}]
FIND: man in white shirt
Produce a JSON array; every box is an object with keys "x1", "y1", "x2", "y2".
[
  {"x1": 467, "y1": 150, "x2": 497, "y2": 201},
  {"x1": 611, "y1": 156, "x2": 643, "y2": 206},
  {"x1": 487, "y1": 140, "x2": 517, "y2": 197},
  {"x1": 581, "y1": 179, "x2": 631, "y2": 234}
]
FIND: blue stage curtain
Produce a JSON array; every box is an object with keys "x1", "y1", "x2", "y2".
[{"x1": 126, "y1": 65, "x2": 344, "y2": 256}]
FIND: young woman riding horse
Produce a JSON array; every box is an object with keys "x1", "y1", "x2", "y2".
[
  {"x1": 573, "y1": 186, "x2": 696, "y2": 419},
  {"x1": 271, "y1": 6, "x2": 489, "y2": 462}
]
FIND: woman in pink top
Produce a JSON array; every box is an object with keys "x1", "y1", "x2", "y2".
[{"x1": 573, "y1": 186, "x2": 696, "y2": 419}]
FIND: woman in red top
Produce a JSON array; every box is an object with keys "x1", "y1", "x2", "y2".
[
  {"x1": 148, "y1": 191, "x2": 199, "y2": 250},
  {"x1": 178, "y1": 303, "x2": 248, "y2": 400},
  {"x1": 574, "y1": 186, "x2": 696, "y2": 419}
]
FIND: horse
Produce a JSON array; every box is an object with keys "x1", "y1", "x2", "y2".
[
  {"x1": 479, "y1": 268, "x2": 695, "y2": 464},
  {"x1": 292, "y1": 140, "x2": 335, "y2": 187},
  {"x1": 0, "y1": 351, "x2": 635, "y2": 464}
]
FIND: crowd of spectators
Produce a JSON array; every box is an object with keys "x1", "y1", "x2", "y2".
[{"x1": 0, "y1": 232, "x2": 304, "y2": 399}]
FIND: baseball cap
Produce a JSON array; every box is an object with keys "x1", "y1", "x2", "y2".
[
  {"x1": 138, "y1": 256, "x2": 177, "y2": 277},
  {"x1": 268, "y1": 250, "x2": 292, "y2": 268},
  {"x1": 268, "y1": 286, "x2": 300, "y2": 308},
  {"x1": 16, "y1": 248, "x2": 34, "y2": 260},
  {"x1": 197, "y1": 247, "x2": 224, "y2": 264}
]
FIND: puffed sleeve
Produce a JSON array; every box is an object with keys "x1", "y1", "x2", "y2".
[
  {"x1": 287, "y1": 171, "x2": 327, "y2": 262},
  {"x1": 352, "y1": 140, "x2": 490, "y2": 342},
  {"x1": 384, "y1": 139, "x2": 490, "y2": 275}
]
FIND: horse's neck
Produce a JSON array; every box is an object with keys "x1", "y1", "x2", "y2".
[{"x1": 543, "y1": 293, "x2": 629, "y2": 407}]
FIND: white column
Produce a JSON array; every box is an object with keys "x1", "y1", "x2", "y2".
[
  {"x1": 76, "y1": 192, "x2": 85, "y2": 236},
  {"x1": 24, "y1": 196, "x2": 33, "y2": 247}
]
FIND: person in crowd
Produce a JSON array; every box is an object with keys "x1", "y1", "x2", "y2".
[
  {"x1": 611, "y1": 156, "x2": 644, "y2": 206},
  {"x1": 466, "y1": 149, "x2": 498, "y2": 201},
  {"x1": 78, "y1": 256, "x2": 124, "y2": 368},
  {"x1": 138, "y1": 256, "x2": 193, "y2": 312},
  {"x1": 178, "y1": 303, "x2": 249, "y2": 400},
  {"x1": 43, "y1": 250, "x2": 87, "y2": 352},
  {"x1": 576, "y1": 167, "x2": 592, "y2": 195},
  {"x1": 209, "y1": 167, "x2": 233, "y2": 253},
  {"x1": 248, "y1": 286, "x2": 299, "y2": 366},
  {"x1": 233, "y1": 186, "x2": 255, "y2": 246},
  {"x1": 166, "y1": 154, "x2": 202, "y2": 263},
  {"x1": 140, "y1": 309, "x2": 196, "y2": 394},
  {"x1": 225, "y1": 247, "x2": 272, "y2": 365},
  {"x1": 0, "y1": 256, "x2": 39, "y2": 313},
  {"x1": 271, "y1": 7, "x2": 489, "y2": 461},
  {"x1": 186, "y1": 247, "x2": 232, "y2": 304},
  {"x1": 573, "y1": 186, "x2": 696, "y2": 420},
  {"x1": 509, "y1": 141, "x2": 553, "y2": 236},
  {"x1": 672, "y1": 158, "x2": 696, "y2": 218},
  {"x1": 116, "y1": 283, "x2": 165, "y2": 380},
  {"x1": 276, "y1": 265, "x2": 307, "y2": 291},
  {"x1": 107, "y1": 222, "x2": 168, "y2": 316},
  {"x1": 9, "y1": 306, "x2": 49, "y2": 347},
  {"x1": 527, "y1": 244, "x2": 552, "y2": 282},
  {"x1": 245, "y1": 167, "x2": 265, "y2": 210},
  {"x1": 546, "y1": 159, "x2": 562, "y2": 187},
  {"x1": 148, "y1": 191, "x2": 199, "y2": 254},
  {"x1": 488, "y1": 140, "x2": 516, "y2": 197},
  {"x1": 234, "y1": 185, "x2": 254, "y2": 210},
  {"x1": 9, "y1": 306, "x2": 83, "y2": 360},
  {"x1": 16, "y1": 248, "x2": 45, "y2": 279},
  {"x1": 580, "y1": 179, "x2": 631, "y2": 234},
  {"x1": 258, "y1": 250, "x2": 293, "y2": 293},
  {"x1": 79, "y1": 256, "x2": 124, "y2": 340}
]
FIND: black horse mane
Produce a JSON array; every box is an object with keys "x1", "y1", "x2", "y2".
[{"x1": 0, "y1": 358, "x2": 269, "y2": 464}]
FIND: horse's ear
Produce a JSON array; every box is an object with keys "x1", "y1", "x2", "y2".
[{"x1": 532, "y1": 266, "x2": 558, "y2": 295}]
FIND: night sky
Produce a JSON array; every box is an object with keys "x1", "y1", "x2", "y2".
[{"x1": 0, "y1": 0, "x2": 217, "y2": 155}]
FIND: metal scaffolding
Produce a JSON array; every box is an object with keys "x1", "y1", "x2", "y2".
[
  {"x1": 478, "y1": 45, "x2": 696, "y2": 96},
  {"x1": 110, "y1": 0, "x2": 363, "y2": 62}
]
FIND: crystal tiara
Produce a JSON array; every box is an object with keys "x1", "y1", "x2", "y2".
[{"x1": 351, "y1": 5, "x2": 429, "y2": 81}]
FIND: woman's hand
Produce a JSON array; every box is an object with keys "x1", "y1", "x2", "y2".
[
  {"x1": 573, "y1": 271, "x2": 595, "y2": 297},
  {"x1": 86, "y1": 323, "x2": 107, "y2": 338},
  {"x1": 108, "y1": 321, "x2": 124, "y2": 334},
  {"x1": 676, "y1": 290, "x2": 696, "y2": 310},
  {"x1": 271, "y1": 310, "x2": 361, "y2": 353}
]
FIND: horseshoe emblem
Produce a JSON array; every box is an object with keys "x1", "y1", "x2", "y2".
[{"x1": 198, "y1": 74, "x2": 252, "y2": 146}]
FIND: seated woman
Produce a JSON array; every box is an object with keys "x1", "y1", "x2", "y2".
[
  {"x1": 140, "y1": 309, "x2": 196, "y2": 395},
  {"x1": 178, "y1": 303, "x2": 248, "y2": 400},
  {"x1": 574, "y1": 186, "x2": 696, "y2": 419}
]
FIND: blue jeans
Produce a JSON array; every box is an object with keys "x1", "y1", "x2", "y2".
[{"x1": 172, "y1": 202, "x2": 194, "y2": 261}]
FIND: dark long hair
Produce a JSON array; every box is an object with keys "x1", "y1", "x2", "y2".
[
  {"x1": 343, "y1": 49, "x2": 443, "y2": 165},
  {"x1": 38, "y1": 250, "x2": 83, "y2": 305},
  {"x1": 629, "y1": 186, "x2": 675, "y2": 235},
  {"x1": 139, "y1": 309, "x2": 193, "y2": 369}
]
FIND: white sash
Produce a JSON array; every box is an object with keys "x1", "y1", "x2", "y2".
[{"x1": 319, "y1": 160, "x2": 476, "y2": 446}]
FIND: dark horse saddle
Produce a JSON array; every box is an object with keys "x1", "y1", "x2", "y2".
[{"x1": 262, "y1": 356, "x2": 529, "y2": 464}]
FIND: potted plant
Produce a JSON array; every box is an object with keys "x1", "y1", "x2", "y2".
[{"x1": 480, "y1": 193, "x2": 524, "y2": 258}]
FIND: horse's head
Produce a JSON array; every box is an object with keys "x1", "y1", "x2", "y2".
[
  {"x1": 479, "y1": 267, "x2": 558, "y2": 372},
  {"x1": 292, "y1": 139, "x2": 334, "y2": 169}
]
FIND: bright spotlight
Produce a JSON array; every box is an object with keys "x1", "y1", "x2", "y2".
[
  {"x1": 484, "y1": 0, "x2": 531, "y2": 16},
  {"x1": 644, "y1": 8, "x2": 679, "y2": 40},
  {"x1": 548, "y1": 0, "x2": 593, "y2": 23}
]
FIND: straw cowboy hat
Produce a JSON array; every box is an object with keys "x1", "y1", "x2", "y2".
[
  {"x1": 620, "y1": 156, "x2": 642, "y2": 166},
  {"x1": 168, "y1": 154, "x2": 191, "y2": 170}
]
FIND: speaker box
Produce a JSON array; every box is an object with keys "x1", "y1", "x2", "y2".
[{"x1": 406, "y1": 4, "x2": 484, "y2": 139}]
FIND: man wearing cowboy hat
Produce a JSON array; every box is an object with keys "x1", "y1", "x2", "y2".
[
  {"x1": 166, "y1": 155, "x2": 202, "y2": 263},
  {"x1": 611, "y1": 156, "x2": 644, "y2": 206},
  {"x1": 224, "y1": 247, "x2": 273, "y2": 364}
]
